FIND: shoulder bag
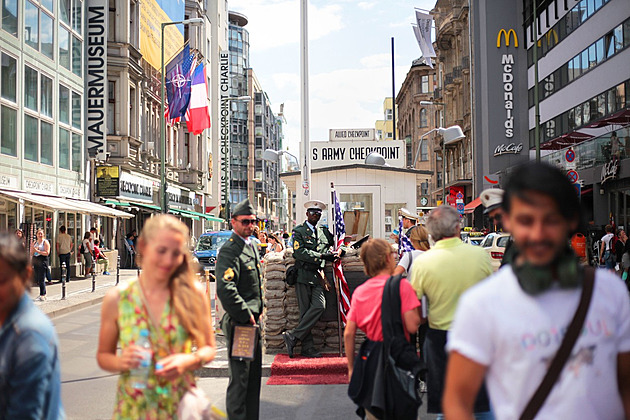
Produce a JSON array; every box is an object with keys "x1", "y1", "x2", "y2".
[{"x1": 519, "y1": 267, "x2": 595, "y2": 420}]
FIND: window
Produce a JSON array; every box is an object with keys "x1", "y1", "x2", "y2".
[
  {"x1": 421, "y1": 181, "x2": 429, "y2": 196},
  {"x1": 59, "y1": 85, "x2": 69, "y2": 124},
  {"x1": 2, "y1": 0, "x2": 18, "y2": 37},
  {"x1": 59, "y1": 28, "x2": 70, "y2": 70},
  {"x1": 421, "y1": 140, "x2": 428, "y2": 161},
  {"x1": 72, "y1": 133, "x2": 81, "y2": 172},
  {"x1": 386, "y1": 108, "x2": 393, "y2": 120},
  {"x1": 25, "y1": 1, "x2": 38, "y2": 50},
  {"x1": 25, "y1": 66, "x2": 38, "y2": 110},
  {"x1": 41, "y1": 12, "x2": 54, "y2": 59},
  {"x1": 1, "y1": 53, "x2": 16, "y2": 102},
  {"x1": 40, "y1": 121, "x2": 52, "y2": 165},
  {"x1": 24, "y1": 114, "x2": 38, "y2": 162},
  {"x1": 107, "y1": 81, "x2": 115, "y2": 134},
  {"x1": 59, "y1": 0, "x2": 70, "y2": 25},
  {"x1": 72, "y1": 0, "x2": 82, "y2": 33},
  {"x1": 41, "y1": 75, "x2": 52, "y2": 117},
  {"x1": 72, "y1": 36, "x2": 81, "y2": 76},
  {"x1": 419, "y1": 108, "x2": 428, "y2": 128},
  {"x1": 421, "y1": 75, "x2": 429, "y2": 93},
  {"x1": 0, "y1": 106, "x2": 17, "y2": 156},
  {"x1": 59, "y1": 128, "x2": 70, "y2": 169}
]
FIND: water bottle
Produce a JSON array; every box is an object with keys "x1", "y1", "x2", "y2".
[{"x1": 130, "y1": 329, "x2": 152, "y2": 389}]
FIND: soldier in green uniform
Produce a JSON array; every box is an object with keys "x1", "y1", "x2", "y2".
[
  {"x1": 216, "y1": 198, "x2": 263, "y2": 420},
  {"x1": 283, "y1": 200, "x2": 341, "y2": 358}
]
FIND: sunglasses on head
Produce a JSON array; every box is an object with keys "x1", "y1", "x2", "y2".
[{"x1": 236, "y1": 218, "x2": 256, "y2": 226}]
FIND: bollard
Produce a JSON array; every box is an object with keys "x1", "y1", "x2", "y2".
[
  {"x1": 116, "y1": 255, "x2": 120, "y2": 285},
  {"x1": 91, "y1": 256, "x2": 96, "y2": 292},
  {"x1": 61, "y1": 262, "x2": 67, "y2": 300}
]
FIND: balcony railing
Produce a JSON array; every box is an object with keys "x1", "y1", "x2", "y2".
[
  {"x1": 434, "y1": 87, "x2": 442, "y2": 99},
  {"x1": 453, "y1": 66, "x2": 462, "y2": 79},
  {"x1": 445, "y1": 73, "x2": 454, "y2": 87},
  {"x1": 462, "y1": 55, "x2": 470, "y2": 69}
]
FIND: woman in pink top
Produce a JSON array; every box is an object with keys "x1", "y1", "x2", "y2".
[{"x1": 344, "y1": 240, "x2": 422, "y2": 417}]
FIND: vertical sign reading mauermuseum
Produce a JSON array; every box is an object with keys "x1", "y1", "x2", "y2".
[
  {"x1": 85, "y1": 0, "x2": 108, "y2": 160},
  {"x1": 219, "y1": 50, "x2": 230, "y2": 214}
]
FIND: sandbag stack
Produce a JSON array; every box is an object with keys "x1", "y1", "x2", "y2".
[{"x1": 260, "y1": 251, "x2": 286, "y2": 352}]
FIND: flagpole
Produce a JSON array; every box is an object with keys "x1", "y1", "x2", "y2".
[{"x1": 331, "y1": 182, "x2": 344, "y2": 357}]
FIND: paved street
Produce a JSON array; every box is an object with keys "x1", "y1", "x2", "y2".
[{"x1": 54, "y1": 303, "x2": 436, "y2": 419}]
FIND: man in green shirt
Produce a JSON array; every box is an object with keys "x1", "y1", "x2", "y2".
[
  {"x1": 216, "y1": 198, "x2": 263, "y2": 420},
  {"x1": 283, "y1": 200, "x2": 340, "y2": 358},
  {"x1": 409, "y1": 205, "x2": 492, "y2": 417}
]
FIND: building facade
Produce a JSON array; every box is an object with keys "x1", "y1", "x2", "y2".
[
  {"x1": 395, "y1": 58, "x2": 441, "y2": 207},
  {"x1": 375, "y1": 97, "x2": 398, "y2": 140},
  {"x1": 432, "y1": 0, "x2": 476, "y2": 212},
  {"x1": 523, "y1": 0, "x2": 630, "y2": 231}
]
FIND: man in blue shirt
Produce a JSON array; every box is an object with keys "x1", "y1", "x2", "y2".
[{"x1": 0, "y1": 232, "x2": 64, "y2": 420}]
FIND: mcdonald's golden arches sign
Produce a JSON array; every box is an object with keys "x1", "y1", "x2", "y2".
[{"x1": 497, "y1": 29, "x2": 518, "y2": 48}]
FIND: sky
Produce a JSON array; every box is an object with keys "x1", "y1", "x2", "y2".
[{"x1": 227, "y1": 0, "x2": 436, "y2": 158}]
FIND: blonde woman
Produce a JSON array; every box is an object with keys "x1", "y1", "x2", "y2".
[
  {"x1": 30, "y1": 228, "x2": 50, "y2": 301},
  {"x1": 97, "y1": 215, "x2": 216, "y2": 418}
]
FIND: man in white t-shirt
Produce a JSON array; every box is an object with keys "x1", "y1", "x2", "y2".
[
  {"x1": 600, "y1": 224, "x2": 615, "y2": 270},
  {"x1": 443, "y1": 163, "x2": 630, "y2": 420}
]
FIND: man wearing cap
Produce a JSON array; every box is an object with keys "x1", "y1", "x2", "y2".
[
  {"x1": 283, "y1": 200, "x2": 341, "y2": 358},
  {"x1": 479, "y1": 188, "x2": 515, "y2": 267},
  {"x1": 216, "y1": 198, "x2": 263, "y2": 420},
  {"x1": 390, "y1": 208, "x2": 422, "y2": 246}
]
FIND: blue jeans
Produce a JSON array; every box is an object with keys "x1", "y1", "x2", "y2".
[
  {"x1": 604, "y1": 250, "x2": 615, "y2": 269},
  {"x1": 58, "y1": 253, "x2": 71, "y2": 282}
]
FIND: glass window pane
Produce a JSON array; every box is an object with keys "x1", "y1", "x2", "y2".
[
  {"x1": 614, "y1": 25, "x2": 623, "y2": 52},
  {"x1": 59, "y1": 85, "x2": 69, "y2": 124},
  {"x1": 59, "y1": 0, "x2": 69, "y2": 25},
  {"x1": 59, "y1": 27, "x2": 70, "y2": 69},
  {"x1": 72, "y1": 36, "x2": 81, "y2": 76},
  {"x1": 72, "y1": 91, "x2": 81, "y2": 128},
  {"x1": 24, "y1": 1, "x2": 39, "y2": 50},
  {"x1": 583, "y1": 101, "x2": 591, "y2": 124},
  {"x1": 24, "y1": 66, "x2": 38, "y2": 111},
  {"x1": 40, "y1": 121, "x2": 52, "y2": 165},
  {"x1": 595, "y1": 38, "x2": 604, "y2": 64},
  {"x1": 72, "y1": 133, "x2": 81, "y2": 172},
  {"x1": 588, "y1": 43, "x2": 597, "y2": 68},
  {"x1": 41, "y1": 75, "x2": 52, "y2": 117},
  {"x1": 72, "y1": 0, "x2": 81, "y2": 33},
  {"x1": 597, "y1": 93, "x2": 606, "y2": 118},
  {"x1": 59, "y1": 128, "x2": 70, "y2": 169},
  {"x1": 41, "y1": 0, "x2": 52, "y2": 11},
  {"x1": 41, "y1": 12, "x2": 54, "y2": 59},
  {"x1": 24, "y1": 114, "x2": 38, "y2": 162},
  {"x1": 617, "y1": 83, "x2": 626, "y2": 109},
  {"x1": 607, "y1": 88, "x2": 616, "y2": 114},
  {"x1": 624, "y1": 20, "x2": 630, "y2": 48},
  {"x1": 0, "y1": 105, "x2": 17, "y2": 156},
  {"x1": 581, "y1": 49, "x2": 589, "y2": 73},
  {"x1": 575, "y1": 104, "x2": 583, "y2": 127},
  {"x1": 2, "y1": 0, "x2": 18, "y2": 37},
  {"x1": 1, "y1": 53, "x2": 16, "y2": 102}
]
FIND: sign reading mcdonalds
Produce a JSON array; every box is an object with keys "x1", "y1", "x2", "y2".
[{"x1": 496, "y1": 28, "x2": 518, "y2": 141}]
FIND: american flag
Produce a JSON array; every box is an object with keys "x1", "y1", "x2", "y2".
[
  {"x1": 332, "y1": 190, "x2": 351, "y2": 326},
  {"x1": 398, "y1": 216, "x2": 415, "y2": 258}
]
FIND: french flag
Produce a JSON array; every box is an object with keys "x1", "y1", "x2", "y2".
[{"x1": 185, "y1": 63, "x2": 211, "y2": 135}]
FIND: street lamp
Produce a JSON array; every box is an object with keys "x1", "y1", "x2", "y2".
[
  {"x1": 160, "y1": 17, "x2": 204, "y2": 214},
  {"x1": 262, "y1": 149, "x2": 299, "y2": 170}
]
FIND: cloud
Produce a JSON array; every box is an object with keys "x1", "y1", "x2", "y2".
[
  {"x1": 228, "y1": 1, "x2": 344, "y2": 52},
  {"x1": 357, "y1": 1, "x2": 376, "y2": 10},
  {"x1": 359, "y1": 53, "x2": 401, "y2": 68}
]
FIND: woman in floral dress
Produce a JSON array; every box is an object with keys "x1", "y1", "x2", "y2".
[{"x1": 97, "y1": 215, "x2": 216, "y2": 419}]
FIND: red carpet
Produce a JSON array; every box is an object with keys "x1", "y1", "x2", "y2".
[{"x1": 266, "y1": 353, "x2": 349, "y2": 385}]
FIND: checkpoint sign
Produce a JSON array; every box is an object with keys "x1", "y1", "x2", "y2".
[{"x1": 567, "y1": 170, "x2": 579, "y2": 184}]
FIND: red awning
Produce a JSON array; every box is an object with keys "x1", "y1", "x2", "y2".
[{"x1": 464, "y1": 197, "x2": 482, "y2": 214}]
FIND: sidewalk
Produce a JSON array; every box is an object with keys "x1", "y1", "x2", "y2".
[
  {"x1": 35, "y1": 268, "x2": 140, "y2": 319},
  {"x1": 36, "y1": 267, "x2": 276, "y2": 377}
]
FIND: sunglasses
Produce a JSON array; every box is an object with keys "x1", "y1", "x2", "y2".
[
  {"x1": 308, "y1": 210, "x2": 322, "y2": 215},
  {"x1": 236, "y1": 218, "x2": 256, "y2": 226}
]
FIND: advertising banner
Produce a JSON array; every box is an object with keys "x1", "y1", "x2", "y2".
[
  {"x1": 96, "y1": 166, "x2": 120, "y2": 197},
  {"x1": 86, "y1": 0, "x2": 108, "y2": 160},
  {"x1": 140, "y1": 0, "x2": 184, "y2": 70}
]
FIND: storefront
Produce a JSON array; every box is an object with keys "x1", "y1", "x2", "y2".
[{"x1": 0, "y1": 188, "x2": 132, "y2": 277}]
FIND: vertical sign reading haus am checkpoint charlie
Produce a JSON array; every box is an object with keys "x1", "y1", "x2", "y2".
[{"x1": 472, "y1": 0, "x2": 528, "y2": 193}]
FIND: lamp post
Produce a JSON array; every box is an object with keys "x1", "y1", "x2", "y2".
[
  {"x1": 160, "y1": 17, "x2": 204, "y2": 214},
  {"x1": 223, "y1": 95, "x2": 251, "y2": 222}
]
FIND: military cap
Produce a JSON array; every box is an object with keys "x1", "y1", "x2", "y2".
[
  {"x1": 304, "y1": 200, "x2": 327, "y2": 211},
  {"x1": 399, "y1": 207, "x2": 419, "y2": 221},
  {"x1": 480, "y1": 188, "x2": 504, "y2": 214},
  {"x1": 232, "y1": 198, "x2": 255, "y2": 217}
]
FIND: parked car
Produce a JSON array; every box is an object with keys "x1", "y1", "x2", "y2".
[
  {"x1": 193, "y1": 230, "x2": 232, "y2": 278},
  {"x1": 481, "y1": 232, "x2": 511, "y2": 271}
]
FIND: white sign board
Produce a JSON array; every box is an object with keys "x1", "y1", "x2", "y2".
[
  {"x1": 329, "y1": 128, "x2": 376, "y2": 142},
  {"x1": 309, "y1": 140, "x2": 406, "y2": 169}
]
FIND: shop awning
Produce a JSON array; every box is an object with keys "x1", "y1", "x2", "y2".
[
  {"x1": 0, "y1": 190, "x2": 133, "y2": 218},
  {"x1": 105, "y1": 199, "x2": 131, "y2": 207},
  {"x1": 204, "y1": 215, "x2": 225, "y2": 223},
  {"x1": 464, "y1": 197, "x2": 482, "y2": 214},
  {"x1": 169, "y1": 208, "x2": 200, "y2": 220},
  {"x1": 131, "y1": 202, "x2": 162, "y2": 211},
  {"x1": 175, "y1": 208, "x2": 224, "y2": 222},
  {"x1": 0, "y1": 190, "x2": 80, "y2": 212}
]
